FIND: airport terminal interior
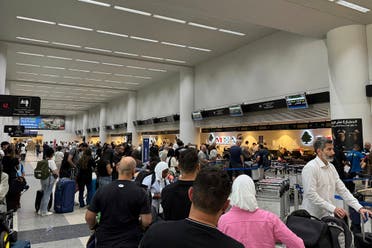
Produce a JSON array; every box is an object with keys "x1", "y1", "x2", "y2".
[{"x1": 0, "y1": 0, "x2": 372, "y2": 247}]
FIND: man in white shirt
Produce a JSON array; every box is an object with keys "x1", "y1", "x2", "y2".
[{"x1": 302, "y1": 137, "x2": 372, "y2": 219}]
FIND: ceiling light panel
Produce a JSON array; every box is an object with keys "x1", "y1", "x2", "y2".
[
  {"x1": 58, "y1": 23, "x2": 93, "y2": 31},
  {"x1": 141, "y1": 55, "x2": 164, "y2": 60},
  {"x1": 114, "y1": 5, "x2": 151, "y2": 16},
  {"x1": 165, "y1": 58, "x2": 186, "y2": 63},
  {"x1": 218, "y1": 29, "x2": 245, "y2": 36},
  {"x1": 92, "y1": 71, "x2": 111, "y2": 75},
  {"x1": 188, "y1": 22, "x2": 217, "y2": 30},
  {"x1": 101, "y1": 62, "x2": 124, "y2": 67},
  {"x1": 97, "y1": 30, "x2": 128, "y2": 38},
  {"x1": 52, "y1": 42, "x2": 81, "y2": 48},
  {"x1": 152, "y1": 15, "x2": 186, "y2": 24},
  {"x1": 114, "y1": 51, "x2": 139, "y2": 57},
  {"x1": 84, "y1": 47, "x2": 112, "y2": 53},
  {"x1": 161, "y1": 41, "x2": 186, "y2": 48},
  {"x1": 78, "y1": 0, "x2": 111, "y2": 7},
  {"x1": 16, "y1": 72, "x2": 38, "y2": 76},
  {"x1": 16, "y1": 52, "x2": 45, "y2": 57},
  {"x1": 114, "y1": 73, "x2": 133, "y2": 77},
  {"x1": 148, "y1": 68, "x2": 167, "y2": 72},
  {"x1": 188, "y1": 46, "x2": 211, "y2": 52},
  {"x1": 43, "y1": 66, "x2": 65, "y2": 70},
  {"x1": 69, "y1": 68, "x2": 90, "y2": 73},
  {"x1": 16, "y1": 16, "x2": 56, "y2": 25},
  {"x1": 130, "y1": 36, "x2": 158, "y2": 43},
  {"x1": 335, "y1": 0, "x2": 370, "y2": 13},
  {"x1": 75, "y1": 59, "x2": 100, "y2": 64},
  {"x1": 16, "y1": 63, "x2": 40, "y2": 67},
  {"x1": 46, "y1": 55, "x2": 73, "y2": 60},
  {"x1": 127, "y1": 65, "x2": 147, "y2": 70},
  {"x1": 16, "y1": 36, "x2": 49, "y2": 43}
]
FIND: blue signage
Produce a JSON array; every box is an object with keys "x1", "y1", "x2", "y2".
[
  {"x1": 142, "y1": 138, "x2": 150, "y2": 163},
  {"x1": 19, "y1": 117, "x2": 41, "y2": 129}
]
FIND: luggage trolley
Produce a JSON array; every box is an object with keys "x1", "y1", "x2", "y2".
[{"x1": 256, "y1": 178, "x2": 290, "y2": 220}]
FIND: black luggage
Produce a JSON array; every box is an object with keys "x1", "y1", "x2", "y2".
[
  {"x1": 354, "y1": 214, "x2": 372, "y2": 248},
  {"x1": 35, "y1": 190, "x2": 53, "y2": 212}
]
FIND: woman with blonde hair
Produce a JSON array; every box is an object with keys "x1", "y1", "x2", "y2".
[{"x1": 218, "y1": 175, "x2": 304, "y2": 248}]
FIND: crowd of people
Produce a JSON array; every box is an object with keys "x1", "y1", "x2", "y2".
[{"x1": 0, "y1": 136, "x2": 371, "y2": 247}]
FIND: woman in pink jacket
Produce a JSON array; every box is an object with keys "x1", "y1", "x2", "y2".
[{"x1": 218, "y1": 175, "x2": 304, "y2": 248}]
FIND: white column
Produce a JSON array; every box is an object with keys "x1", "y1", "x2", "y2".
[
  {"x1": 0, "y1": 44, "x2": 9, "y2": 142},
  {"x1": 99, "y1": 104, "x2": 107, "y2": 144},
  {"x1": 179, "y1": 68, "x2": 198, "y2": 145},
  {"x1": 127, "y1": 92, "x2": 138, "y2": 146},
  {"x1": 82, "y1": 112, "x2": 88, "y2": 137},
  {"x1": 327, "y1": 25, "x2": 372, "y2": 144}
]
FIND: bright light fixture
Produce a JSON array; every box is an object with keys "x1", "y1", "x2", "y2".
[
  {"x1": 52, "y1": 42, "x2": 81, "y2": 48},
  {"x1": 105, "y1": 80, "x2": 122, "y2": 83},
  {"x1": 76, "y1": 59, "x2": 100, "y2": 64},
  {"x1": 85, "y1": 47, "x2": 112, "y2": 53},
  {"x1": 130, "y1": 36, "x2": 158, "y2": 43},
  {"x1": 188, "y1": 22, "x2": 217, "y2": 30},
  {"x1": 58, "y1": 23, "x2": 93, "y2": 31},
  {"x1": 16, "y1": 52, "x2": 45, "y2": 57},
  {"x1": 47, "y1": 55, "x2": 73, "y2": 60},
  {"x1": 335, "y1": 0, "x2": 370, "y2": 13},
  {"x1": 218, "y1": 29, "x2": 245, "y2": 36},
  {"x1": 161, "y1": 41, "x2": 186, "y2": 48},
  {"x1": 152, "y1": 15, "x2": 186, "y2": 24},
  {"x1": 123, "y1": 82, "x2": 139, "y2": 85},
  {"x1": 41, "y1": 74, "x2": 59, "y2": 77},
  {"x1": 102, "y1": 62, "x2": 124, "y2": 67},
  {"x1": 114, "y1": 73, "x2": 133, "y2": 77},
  {"x1": 85, "y1": 78, "x2": 102, "y2": 82},
  {"x1": 141, "y1": 55, "x2": 164, "y2": 60},
  {"x1": 16, "y1": 63, "x2": 40, "y2": 67},
  {"x1": 16, "y1": 72, "x2": 38, "y2": 76},
  {"x1": 78, "y1": 0, "x2": 111, "y2": 7},
  {"x1": 114, "y1": 5, "x2": 151, "y2": 16},
  {"x1": 133, "y1": 76, "x2": 151, "y2": 80},
  {"x1": 43, "y1": 66, "x2": 66, "y2": 70},
  {"x1": 148, "y1": 68, "x2": 167, "y2": 72},
  {"x1": 64, "y1": 76, "x2": 82, "y2": 79},
  {"x1": 92, "y1": 71, "x2": 111, "y2": 75},
  {"x1": 114, "y1": 51, "x2": 139, "y2": 57},
  {"x1": 127, "y1": 65, "x2": 147, "y2": 70},
  {"x1": 188, "y1": 46, "x2": 211, "y2": 52},
  {"x1": 97, "y1": 30, "x2": 128, "y2": 38},
  {"x1": 16, "y1": 36, "x2": 49, "y2": 43},
  {"x1": 165, "y1": 58, "x2": 186, "y2": 63},
  {"x1": 16, "y1": 16, "x2": 56, "y2": 25},
  {"x1": 69, "y1": 68, "x2": 90, "y2": 73}
]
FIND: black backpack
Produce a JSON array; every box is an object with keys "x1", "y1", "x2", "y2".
[{"x1": 321, "y1": 216, "x2": 352, "y2": 248}]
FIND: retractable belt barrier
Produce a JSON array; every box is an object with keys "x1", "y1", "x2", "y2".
[
  {"x1": 334, "y1": 195, "x2": 372, "y2": 207},
  {"x1": 223, "y1": 165, "x2": 270, "y2": 171}
]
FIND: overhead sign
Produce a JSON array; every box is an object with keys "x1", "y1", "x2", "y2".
[
  {"x1": 3, "y1": 125, "x2": 25, "y2": 137},
  {"x1": 208, "y1": 133, "x2": 237, "y2": 145},
  {"x1": 0, "y1": 95, "x2": 41, "y2": 116}
]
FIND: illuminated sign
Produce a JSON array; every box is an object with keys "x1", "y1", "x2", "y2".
[
  {"x1": 208, "y1": 133, "x2": 237, "y2": 145},
  {"x1": 301, "y1": 130, "x2": 314, "y2": 146}
]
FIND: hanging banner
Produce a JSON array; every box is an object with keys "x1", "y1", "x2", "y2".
[
  {"x1": 331, "y1": 118, "x2": 363, "y2": 151},
  {"x1": 142, "y1": 138, "x2": 150, "y2": 163}
]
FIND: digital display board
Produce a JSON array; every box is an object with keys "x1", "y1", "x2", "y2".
[
  {"x1": 192, "y1": 111, "x2": 203, "y2": 121},
  {"x1": 286, "y1": 94, "x2": 308, "y2": 109},
  {"x1": 229, "y1": 105, "x2": 243, "y2": 117},
  {"x1": 19, "y1": 116, "x2": 65, "y2": 130}
]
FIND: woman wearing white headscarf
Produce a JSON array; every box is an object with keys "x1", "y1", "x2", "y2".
[
  {"x1": 218, "y1": 175, "x2": 304, "y2": 248},
  {"x1": 142, "y1": 161, "x2": 170, "y2": 215}
]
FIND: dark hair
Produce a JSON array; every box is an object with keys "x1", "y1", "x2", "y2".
[
  {"x1": 191, "y1": 167, "x2": 231, "y2": 214},
  {"x1": 313, "y1": 137, "x2": 333, "y2": 153},
  {"x1": 44, "y1": 147, "x2": 54, "y2": 158},
  {"x1": 179, "y1": 148, "x2": 199, "y2": 173},
  {"x1": 56, "y1": 146, "x2": 63, "y2": 151},
  {"x1": 177, "y1": 139, "x2": 184, "y2": 147},
  {"x1": 79, "y1": 143, "x2": 89, "y2": 148},
  {"x1": 167, "y1": 148, "x2": 175, "y2": 157},
  {"x1": 131, "y1": 150, "x2": 141, "y2": 160},
  {"x1": 79, "y1": 149, "x2": 92, "y2": 169}
]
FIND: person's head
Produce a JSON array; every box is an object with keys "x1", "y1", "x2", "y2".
[
  {"x1": 365, "y1": 142, "x2": 371, "y2": 151},
  {"x1": 159, "y1": 150, "x2": 168, "y2": 162},
  {"x1": 200, "y1": 144, "x2": 207, "y2": 152},
  {"x1": 56, "y1": 146, "x2": 62, "y2": 152},
  {"x1": 44, "y1": 147, "x2": 55, "y2": 158},
  {"x1": 236, "y1": 139, "x2": 242, "y2": 146},
  {"x1": 117, "y1": 156, "x2": 136, "y2": 177},
  {"x1": 177, "y1": 139, "x2": 184, "y2": 147},
  {"x1": 4, "y1": 143, "x2": 15, "y2": 157},
  {"x1": 154, "y1": 161, "x2": 169, "y2": 180},
  {"x1": 1, "y1": 141, "x2": 10, "y2": 151},
  {"x1": 167, "y1": 148, "x2": 175, "y2": 157},
  {"x1": 79, "y1": 143, "x2": 88, "y2": 152},
  {"x1": 131, "y1": 149, "x2": 141, "y2": 161},
  {"x1": 189, "y1": 167, "x2": 231, "y2": 215},
  {"x1": 313, "y1": 137, "x2": 334, "y2": 163},
  {"x1": 353, "y1": 144, "x2": 361, "y2": 151},
  {"x1": 258, "y1": 144, "x2": 264, "y2": 150},
  {"x1": 179, "y1": 148, "x2": 199, "y2": 174},
  {"x1": 148, "y1": 156, "x2": 160, "y2": 172},
  {"x1": 230, "y1": 175, "x2": 258, "y2": 212}
]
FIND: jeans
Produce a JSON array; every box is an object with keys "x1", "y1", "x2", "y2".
[
  {"x1": 98, "y1": 176, "x2": 111, "y2": 188},
  {"x1": 78, "y1": 181, "x2": 92, "y2": 207},
  {"x1": 40, "y1": 175, "x2": 56, "y2": 214}
]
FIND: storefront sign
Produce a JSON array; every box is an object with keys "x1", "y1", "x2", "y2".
[
  {"x1": 208, "y1": 133, "x2": 237, "y2": 145},
  {"x1": 331, "y1": 118, "x2": 363, "y2": 151},
  {"x1": 300, "y1": 130, "x2": 314, "y2": 146}
]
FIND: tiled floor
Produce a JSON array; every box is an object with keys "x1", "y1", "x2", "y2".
[{"x1": 15, "y1": 153, "x2": 90, "y2": 247}]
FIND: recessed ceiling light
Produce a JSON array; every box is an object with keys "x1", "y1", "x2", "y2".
[
  {"x1": 123, "y1": 82, "x2": 140, "y2": 85},
  {"x1": 335, "y1": 0, "x2": 370, "y2": 13},
  {"x1": 141, "y1": 55, "x2": 164, "y2": 60},
  {"x1": 84, "y1": 47, "x2": 112, "y2": 53},
  {"x1": 114, "y1": 5, "x2": 151, "y2": 16},
  {"x1": 46, "y1": 55, "x2": 73, "y2": 60},
  {"x1": 152, "y1": 15, "x2": 186, "y2": 24},
  {"x1": 16, "y1": 51, "x2": 45, "y2": 57},
  {"x1": 102, "y1": 62, "x2": 124, "y2": 67},
  {"x1": 105, "y1": 80, "x2": 122, "y2": 83},
  {"x1": 52, "y1": 42, "x2": 81, "y2": 48},
  {"x1": 16, "y1": 72, "x2": 38, "y2": 76},
  {"x1": 161, "y1": 41, "x2": 186, "y2": 48},
  {"x1": 17, "y1": 89, "x2": 33, "y2": 92},
  {"x1": 148, "y1": 68, "x2": 167, "y2": 72},
  {"x1": 114, "y1": 73, "x2": 133, "y2": 77},
  {"x1": 16, "y1": 63, "x2": 40, "y2": 67},
  {"x1": 130, "y1": 36, "x2": 158, "y2": 43},
  {"x1": 69, "y1": 68, "x2": 90, "y2": 73},
  {"x1": 114, "y1": 51, "x2": 139, "y2": 57},
  {"x1": 127, "y1": 65, "x2": 147, "y2": 70},
  {"x1": 64, "y1": 76, "x2": 82, "y2": 79},
  {"x1": 165, "y1": 58, "x2": 186, "y2": 63},
  {"x1": 38, "y1": 80, "x2": 57, "y2": 83},
  {"x1": 76, "y1": 59, "x2": 100, "y2": 64},
  {"x1": 16, "y1": 36, "x2": 49, "y2": 43},
  {"x1": 188, "y1": 22, "x2": 217, "y2": 30},
  {"x1": 133, "y1": 76, "x2": 151, "y2": 80},
  {"x1": 218, "y1": 29, "x2": 245, "y2": 36},
  {"x1": 85, "y1": 78, "x2": 102, "y2": 82},
  {"x1": 16, "y1": 16, "x2": 56, "y2": 25},
  {"x1": 58, "y1": 23, "x2": 93, "y2": 31},
  {"x1": 97, "y1": 30, "x2": 128, "y2": 38},
  {"x1": 41, "y1": 74, "x2": 59, "y2": 77},
  {"x1": 15, "y1": 78, "x2": 33, "y2": 82},
  {"x1": 43, "y1": 66, "x2": 65, "y2": 70},
  {"x1": 188, "y1": 46, "x2": 211, "y2": 52},
  {"x1": 92, "y1": 71, "x2": 111, "y2": 75},
  {"x1": 78, "y1": 0, "x2": 111, "y2": 7}
]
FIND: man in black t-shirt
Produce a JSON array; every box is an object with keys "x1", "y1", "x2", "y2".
[
  {"x1": 86, "y1": 157, "x2": 152, "y2": 248},
  {"x1": 140, "y1": 167, "x2": 244, "y2": 248},
  {"x1": 161, "y1": 148, "x2": 199, "y2": 220}
]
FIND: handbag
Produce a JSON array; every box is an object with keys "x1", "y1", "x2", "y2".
[{"x1": 10, "y1": 177, "x2": 26, "y2": 193}]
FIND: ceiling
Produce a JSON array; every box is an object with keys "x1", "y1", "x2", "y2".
[{"x1": 0, "y1": 0, "x2": 372, "y2": 116}]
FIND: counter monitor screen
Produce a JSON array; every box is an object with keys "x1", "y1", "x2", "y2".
[
  {"x1": 192, "y1": 111, "x2": 203, "y2": 121},
  {"x1": 229, "y1": 105, "x2": 243, "y2": 117},
  {"x1": 286, "y1": 94, "x2": 308, "y2": 109}
]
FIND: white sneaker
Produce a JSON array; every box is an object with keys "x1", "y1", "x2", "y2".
[{"x1": 41, "y1": 211, "x2": 53, "y2": 216}]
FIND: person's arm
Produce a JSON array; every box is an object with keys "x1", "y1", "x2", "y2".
[
  {"x1": 140, "y1": 213, "x2": 152, "y2": 230},
  {"x1": 85, "y1": 210, "x2": 98, "y2": 230},
  {"x1": 335, "y1": 171, "x2": 363, "y2": 213},
  {"x1": 139, "y1": 189, "x2": 152, "y2": 229},
  {"x1": 302, "y1": 165, "x2": 336, "y2": 214},
  {"x1": 106, "y1": 162, "x2": 112, "y2": 175},
  {"x1": 272, "y1": 214, "x2": 305, "y2": 248},
  {"x1": 67, "y1": 151, "x2": 75, "y2": 168},
  {"x1": 49, "y1": 160, "x2": 59, "y2": 176}
]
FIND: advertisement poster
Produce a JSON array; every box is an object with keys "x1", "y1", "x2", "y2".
[
  {"x1": 331, "y1": 118, "x2": 363, "y2": 151},
  {"x1": 142, "y1": 138, "x2": 150, "y2": 163},
  {"x1": 19, "y1": 116, "x2": 65, "y2": 130}
]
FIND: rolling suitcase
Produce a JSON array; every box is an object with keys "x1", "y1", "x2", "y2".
[
  {"x1": 10, "y1": 240, "x2": 31, "y2": 248},
  {"x1": 354, "y1": 214, "x2": 372, "y2": 248},
  {"x1": 54, "y1": 178, "x2": 75, "y2": 213},
  {"x1": 34, "y1": 190, "x2": 52, "y2": 212}
]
